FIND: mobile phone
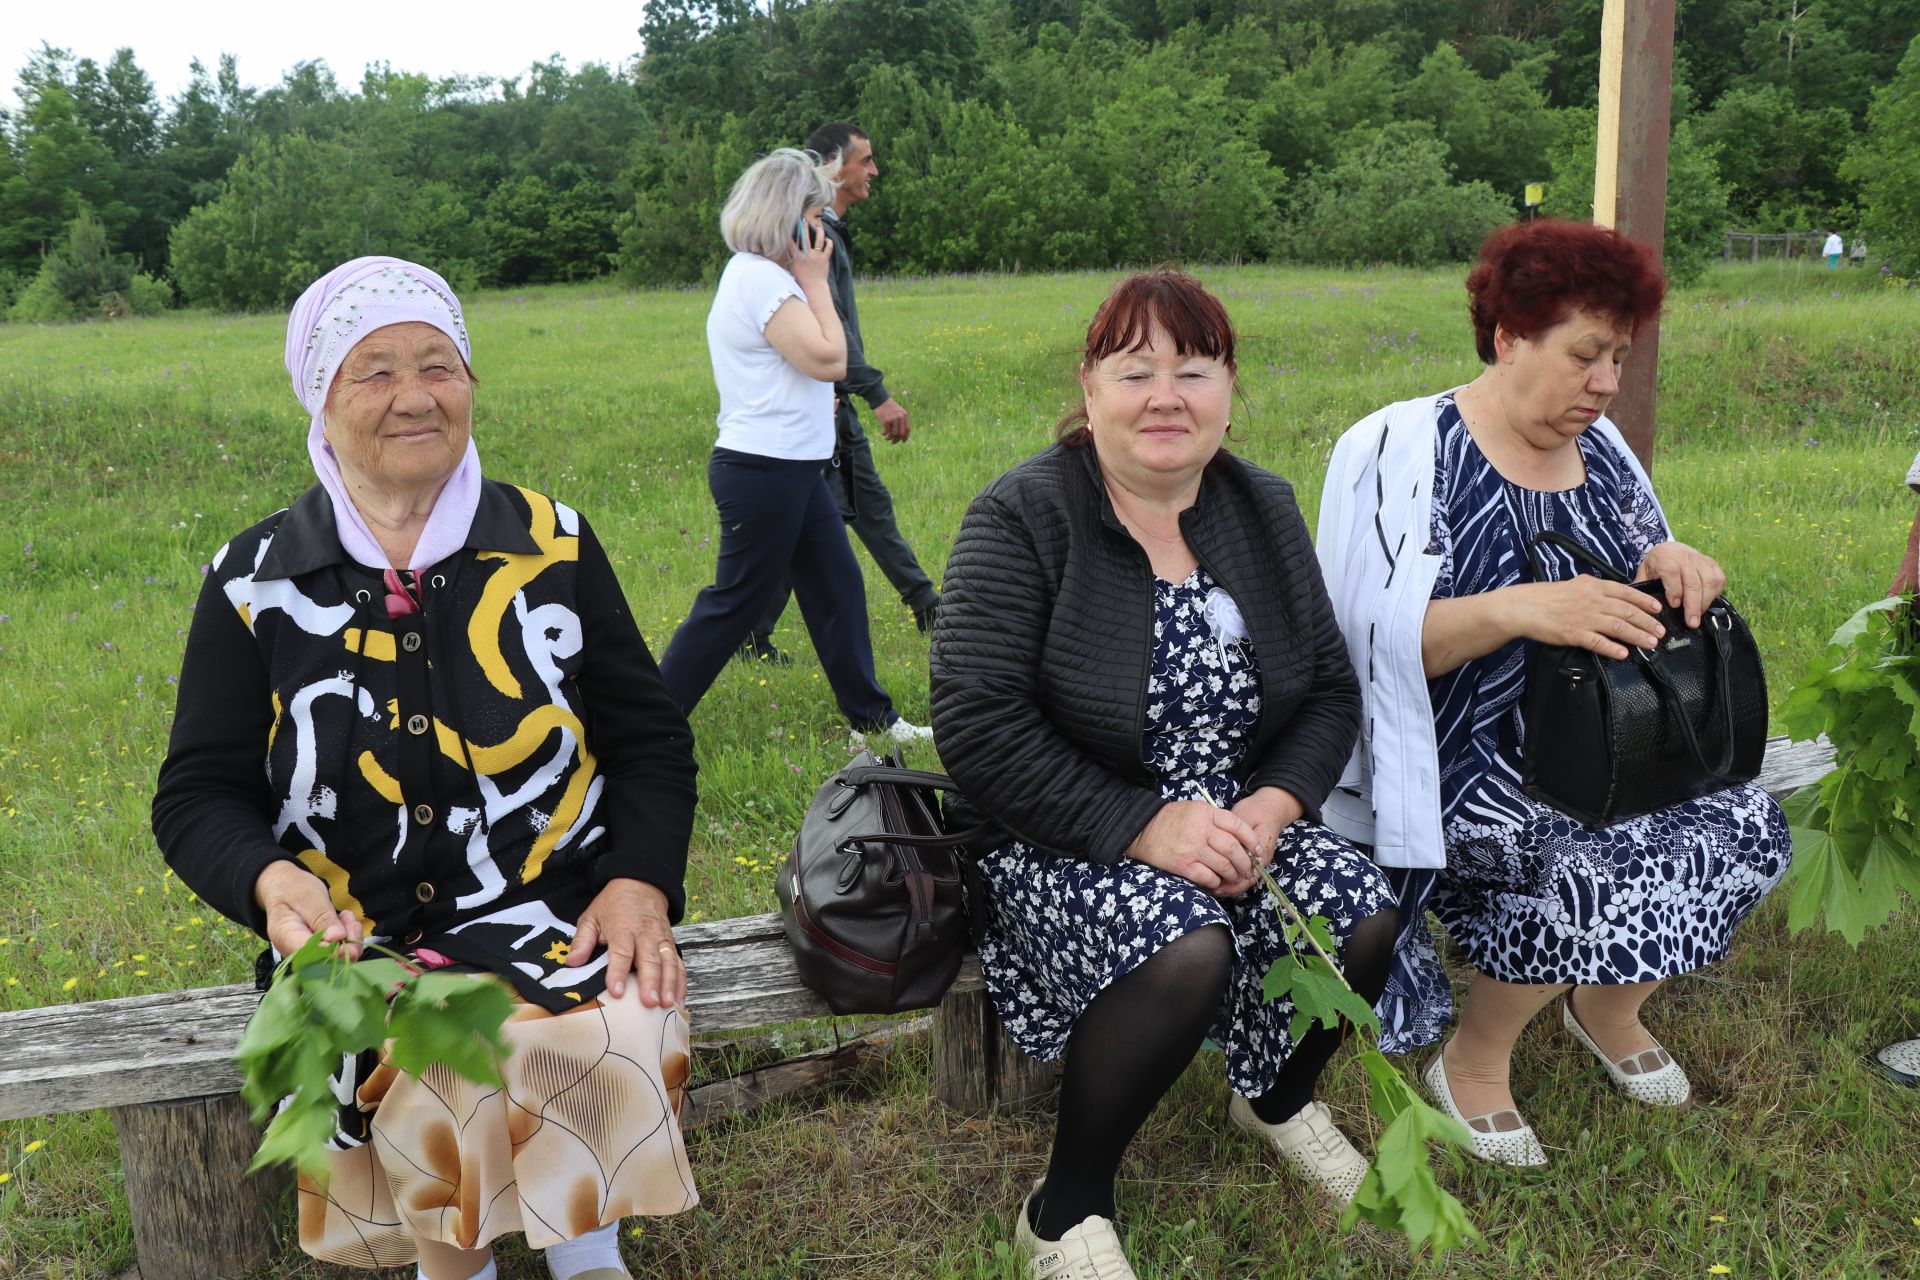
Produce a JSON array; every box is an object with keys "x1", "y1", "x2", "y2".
[{"x1": 794, "y1": 216, "x2": 810, "y2": 252}]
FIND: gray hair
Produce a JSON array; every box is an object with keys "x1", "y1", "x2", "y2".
[{"x1": 719, "y1": 148, "x2": 839, "y2": 258}]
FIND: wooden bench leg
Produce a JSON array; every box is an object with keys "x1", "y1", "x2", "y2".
[
  {"x1": 933, "y1": 986, "x2": 1055, "y2": 1114},
  {"x1": 109, "y1": 1093, "x2": 286, "y2": 1280}
]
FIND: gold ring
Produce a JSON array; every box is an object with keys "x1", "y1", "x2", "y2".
[{"x1": 658, "y1": 943, "x2": 677, "y2": 955}]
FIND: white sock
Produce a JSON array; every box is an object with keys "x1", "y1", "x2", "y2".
[
  {"x1": 416, "y1": 1258, "x2": 496, "y2": 1280},
  {"x1": 545, "y1": 1220, "x2": 626, "y2": 1280}
]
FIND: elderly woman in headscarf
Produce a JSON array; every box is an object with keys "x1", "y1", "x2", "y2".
[{"x1": 153, "y1": 257, "x2": 699, "y2": 1280}]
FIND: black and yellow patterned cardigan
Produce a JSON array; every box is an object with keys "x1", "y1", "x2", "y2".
[{"x1": 154, "y1": 480, "x2": 698, "y2": 1010}]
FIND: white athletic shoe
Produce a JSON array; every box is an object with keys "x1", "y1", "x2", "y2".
[
  {"x1": 849, "y1": 717, "x2": 934, "y2": 752},
  {"x1": 1228, "y1": 1095, "x2": 1371, "y2": 1205},
  {"x1": 1013, "y1": 1182, "x2": 1139, "y2": 1280}
]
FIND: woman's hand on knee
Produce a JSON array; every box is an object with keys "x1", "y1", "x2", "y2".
[
  {"x1": 1125, "y1": 800, "x2": 1260, "y2": 894},
  {"x1": 570, "y1": 878, "x2": 685, "y2": 1009}
]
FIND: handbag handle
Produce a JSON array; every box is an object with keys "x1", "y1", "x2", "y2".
[
  {"x1": 835, "y1": 825, "x2": 997, "y2": 853},
  {"x1": 1526, "y1": 531, "x2": 1629, "y2": 584},
  {"x1": 1630, "y1": 609, "x2": 1738, "y2": 779},
  {"x1": 837, "y1": 764, "x2": 964, "y2": 792}
]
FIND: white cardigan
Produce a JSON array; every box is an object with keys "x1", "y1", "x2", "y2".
[{"x1": 1313, "y1": 392, "x2": 1666, "y2": 869}]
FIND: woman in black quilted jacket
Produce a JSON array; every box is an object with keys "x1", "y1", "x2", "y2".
[{"x1": 930, "y1": 271, "x2": 1399, "y2": 1280}]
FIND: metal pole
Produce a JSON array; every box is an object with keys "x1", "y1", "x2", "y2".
[{"x1": 1593, "y1": 0, "x2": 1676, "y2": 473}]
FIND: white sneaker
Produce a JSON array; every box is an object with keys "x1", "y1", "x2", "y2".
[
  {"x1": 1562, "y1": 996, "x2": 1691, "y2": 1107},
  {"x1": 849, "y1": 718, "x2": 934, "y2": 752},
  {"x1": 1228, "y1": 1095, "x2": 1370, "y2": 1205},
  {"x1": 1013, "y1": 1182, "x2": 1138, "y2": 1280},
  {"x1": 1424, "y1": 1047, "x2": 1548, "y2": 1167}
]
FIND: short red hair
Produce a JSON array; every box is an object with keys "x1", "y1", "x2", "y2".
[
  {"x1": 1465, "y1": 220, "x2": 1666, "y2": 363},
  {"x1": 1058, "y1": 270, "x2": 1237, "y2": 444}
]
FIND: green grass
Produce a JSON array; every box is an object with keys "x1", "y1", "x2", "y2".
[{"x1": 1, "y1": 261, "x2": 1917, "y2": 1278}]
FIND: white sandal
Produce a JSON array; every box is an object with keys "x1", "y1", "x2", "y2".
[
  {"x1": 1423, "y1": 1048, "x2": 1548, "y2": 1167},
  {"x1": 1228, "y1": 1095, "x2": 1370, "y2": 1205},
  {"x1": 1562, "y1": 995, "x2": 1691, "y2": 1107}
]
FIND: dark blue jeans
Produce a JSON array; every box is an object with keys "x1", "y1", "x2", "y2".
[
  {"x1": 659, "y1": 448, "x2": 895, "y2": 730},
  {"x1": 754, "y1": 399, "x2": 937, "y2": 638}
]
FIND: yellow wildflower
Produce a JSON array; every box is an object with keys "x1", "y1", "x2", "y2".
[
  {"x1": 1708, "y1": 1268, "x2": 1732, "y2": 1276},
  {"x1": 1708, "y1": 1216, "x2": 1726, "y2": 1224},
  {"x1": 22, "y1": 1141, "x2": 42, "y2": 1154},
  {"x1": 0, "y1": 1172, "x2": 10, "y2": 1184},
  {"x1": 61, "y1": 977, "x2": 77, "y2": 991}
]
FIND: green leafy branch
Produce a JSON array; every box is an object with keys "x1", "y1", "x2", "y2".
[
  {"x1": 234, "y1": 934, "x2": 515, "y2": 1182},
  {"x1": 1255, "y1": 865, "x2": 1477, "y2": 1256},
  {"x1": 1778, "y1": 596, "x2": 1920, "y2": 944}
]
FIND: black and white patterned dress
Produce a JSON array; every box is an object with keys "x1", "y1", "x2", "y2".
[
  {"x1": 975, "y1": 568, "x2": 1395, "y2": 1098},
  {"x1": 1378, "y1": 399, "x2": 1790, "y2": 1050}
]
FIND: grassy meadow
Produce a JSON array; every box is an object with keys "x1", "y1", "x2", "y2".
[{"x1": 1, "y1": 259, "x2": 1917, "y2": 1278}]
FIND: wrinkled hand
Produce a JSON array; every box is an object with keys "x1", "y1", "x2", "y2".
[
  {"x1": 255, "y1": 860, "x2": 363, "y2": 962},
  {"x1": 1125, "y1": 800, "x2": 1260, "y2": 896},
  {"x1": 1635, "y1": 540, "x2": 1727, "y2": 629},
  {"x1": 1502, "y1": 573, "x2": 1665, "y2": 661},
  {"x1": 1220, "y1": 787, "x2": 1305, "y2": 898},
  {"x1": 874, "y1": 398, "x2": 911, "y2": 443},
  {"x1": 568, "y1": 878, "x2": 683, "y2": 1008}
]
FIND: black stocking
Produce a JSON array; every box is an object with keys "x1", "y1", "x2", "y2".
[
  {"x1": 1248, "y1": 906, "x2": 1401, "y2": 1124},
  {"x1": 1029, "y1": 924, "x2": 1233, "y2": 1241}
]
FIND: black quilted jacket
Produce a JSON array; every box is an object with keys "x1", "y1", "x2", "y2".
[{"x1": 930, "y1": 441, "x2": 1361, "y2": 864}]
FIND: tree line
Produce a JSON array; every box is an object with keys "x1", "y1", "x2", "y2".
[{"x1": 6, "y1": 0, "x2": 1920, "y2": 321}]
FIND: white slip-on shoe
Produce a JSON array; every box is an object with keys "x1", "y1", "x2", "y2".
[
  {"x1": 1872, "y1": 1037, "x2": 1920, "y2": 1087},
  {"x1": 1228, "y1": 1095, "x2": 1370, "y2": 1205},
  {"x1": 1561, "y1": 995, "x2": 1692, "y2": 1107},
  {"x1": 1423, "y1": 1047, "x2": 1548, "y2": 1167},
  {"x1": 1013, "y1": 1181, "x2": 1139, "y2": 1280}
]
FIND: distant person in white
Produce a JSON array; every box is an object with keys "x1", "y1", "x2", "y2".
[
  {"x1": 656, "y1": 148, "x2": 931, "y2": 747},
  {"x1": 1875, "y1": 447, "x2": 1920, "y2": 1088},
  {"x1": 1824, "y1": 229, "x2": 1844, "y2": 268}
]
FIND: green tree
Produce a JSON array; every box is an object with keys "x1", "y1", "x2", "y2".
[
  {"x1": 7, "y1": 207, "x2": 170, "y2": 321},
  {"x1": 1285, "y1": 121, "x2": 1512, "y2": 266},
  {"x1": 1844, "y1": 33, "x2": 1920, "y2": 274}
]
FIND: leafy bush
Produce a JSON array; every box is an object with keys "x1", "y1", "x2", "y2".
[
  {"x1": 1285, "y1": 122, "x2": 1513, "y2": 267},
  {"x1": 5, "y1": 208, "x2": 168, "y2": 322},
  {"x1": 1845, "y1": 34, "x2": 1920, "y2": 276},
  {"x1": 1541, "y1": 110, "x2": 1730, "y2": 287}
]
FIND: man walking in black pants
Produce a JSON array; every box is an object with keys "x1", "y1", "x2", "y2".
[{"x1": 741, "y1": 121, "x2": 939, "y2": 665}]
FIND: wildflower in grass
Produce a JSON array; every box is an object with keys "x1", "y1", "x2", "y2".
[
  {"x1": 133, "y1": 953, "x2": 147, "y2": 961},
  {"x1": 1708, "y1": 1267, "x2": 1732, "y2": 1275},
  {"x1": 0, "y1": 1172, "x2": 10, "y2": 1184},
  {"x1": 22, "y1": 1141, "x2": 42, "y2": 1154},
  {"x1": 61, "y1": 977, "x2": 77, "y2": 991},
  {"x1": 1709, "y1": 1215, "x2": 1727, "y2": 1223}
]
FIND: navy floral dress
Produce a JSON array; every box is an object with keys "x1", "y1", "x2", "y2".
[
  {"x1": 975, "y1": 568, "x2": 1396, "y2": 1098},
  {"x1": 1378, "y1": 398, "x2": 1790, "y2": 1052}
]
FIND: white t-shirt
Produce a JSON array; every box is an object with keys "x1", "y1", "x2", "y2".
[
  {"x1": 706, "y1": 253, "x2": 834, "y2": 460},
  {"x1": 1824, "y1": 233, "x2": 1844, "y2": 257}
]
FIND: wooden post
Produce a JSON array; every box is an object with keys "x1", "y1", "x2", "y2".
[
  {"x1": 110, "y1": 1093, "x2": 286, "y2": 1280},
  {"x1": 932, "y1": 986, "x2": 1054, "y2": 1113},
  {"x1": 1593, "y1": 0, "x2": 1676, "y2": 472}
]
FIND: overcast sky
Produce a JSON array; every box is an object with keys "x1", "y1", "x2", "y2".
[{"x1": 3, "y1": 1, "x2": 648, "y2": 112}]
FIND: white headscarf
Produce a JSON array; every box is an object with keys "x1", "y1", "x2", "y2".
[{"x1": 284, "y1": 256, "x2": 482, "y2": 571}]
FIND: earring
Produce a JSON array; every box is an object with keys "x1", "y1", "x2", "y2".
[{"x1": 1224, "y1": 421, "x2": 1234, "y2": 437}]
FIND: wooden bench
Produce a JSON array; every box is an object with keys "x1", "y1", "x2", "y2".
[{"x1": 0, "y1": 735, "x2": 1836, "y2": 1280}]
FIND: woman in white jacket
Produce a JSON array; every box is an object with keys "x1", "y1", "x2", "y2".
[{"x1": 1317, "y1": 220, "x2": 1789, "y2": 1166}]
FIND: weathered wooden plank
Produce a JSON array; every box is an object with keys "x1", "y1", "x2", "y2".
[
  {"x1": 0, "y1": 922, "x2": 980, "y2": 1118},
  {"x1": 0, "y1": 728, "x2": 1835, "y2": 1120}
]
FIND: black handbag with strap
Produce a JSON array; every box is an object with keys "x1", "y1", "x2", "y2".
[
  {"x1": 777, "y1": 748, "x2": 989, "y2": 1014},
  {"x1": 1519, "y1": 532, "x2": 1768, "y2": 826}
]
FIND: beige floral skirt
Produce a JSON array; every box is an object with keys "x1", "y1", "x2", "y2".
[{"x1": 296, "y1": 983, "x2": 697, "y2": 1267}]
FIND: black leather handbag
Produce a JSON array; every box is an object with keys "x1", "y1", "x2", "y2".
[
  {"x1": 777, "y1": 748, "x2": 988, "y2": 1014},
  {"x1": 1519, "y1": 532, "x2": 1768, "y2": 825}
]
